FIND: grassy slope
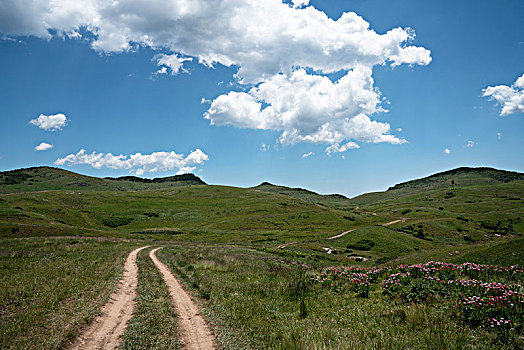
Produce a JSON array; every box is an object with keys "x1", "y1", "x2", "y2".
[
  {"x1": 157, "y1": 244, "x2": 502, "y2": 349},
  {"x1": 0, "y1": 184, "x2": 382, "y2": 244},
  {"x1": 1, "y1": 166, "x2": 522, "y2": 264},
  {"x1": 347, "y1": 167, "x2": 524, "y2": 206},
  {"x1": 0, "y1": 238, "x2": 140, "y2": 350},
  {"x1": 252, "y1": 182, "x2": 352, "y2": 210}
]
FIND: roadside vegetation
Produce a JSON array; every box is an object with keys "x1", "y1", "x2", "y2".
[
  {"x1": 156, "y1": 245, "x2": 521, "y2": 349},
  {"x1": 0, "y1": 238, "x2": 139, "y2": 349}
]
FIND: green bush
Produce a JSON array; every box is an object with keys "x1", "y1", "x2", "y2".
[
  {"x1": 463, "y1": 235, "x2": 475, "y2": 243},
  {"x1": 101, "y1": 216, "x2": 133, "y2": 228},
  {"x1": 400, "y1": 278, "x2": 443, "y2": 303}
]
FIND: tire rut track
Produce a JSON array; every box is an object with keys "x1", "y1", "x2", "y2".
[
  {"x1": 67, "y1": 245, "x2": 148, "y2": 350},
  {"x1": 150, "y1": 247, "x2": 216, "y2": 350}
]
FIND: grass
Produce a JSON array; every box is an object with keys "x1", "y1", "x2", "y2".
[
  {"x1": 120, "y1": 247, "x2": 180, "y2": 349},
  {"x1": 0, "y1": 166, "x2": 522, "y2": 348},
  {"x1": 156, "y1": 244, "x2": 507, "y2": 349},
  {"x1": 0, "y1": 186, "x2": 380, "y2": 244},
  {"x1": 0, "y1": 237, "x2": 140, "y2": 350}
]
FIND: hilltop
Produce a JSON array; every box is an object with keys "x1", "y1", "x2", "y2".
[
  {"x1": 252, "y1": 181, "x2": 349, "y2": 209},
  {"x1": 0, "y1": 166, "x2": 206, "y2": 193},
  {"x1": 251, "y1": 166, "x2": 524, "y2": 210},
  {"x1": 347, "y1": 166, "x2": 524, "y2": 206}
]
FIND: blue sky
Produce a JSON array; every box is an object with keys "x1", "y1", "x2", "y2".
[{"x1": 0, "y1": 0, "x2": 523, "y2": 197}]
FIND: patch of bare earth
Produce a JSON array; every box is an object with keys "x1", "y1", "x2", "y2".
[
  {"x1": 150, "y1": 247, "x2": 216, "y2": 350},
  {"x1": 67, "y1": 246, "x2": 148, "y2": 350}
]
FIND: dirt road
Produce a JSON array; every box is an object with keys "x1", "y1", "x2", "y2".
[
  {"x1": 382, "y1": 218, "x2": 406, "y2": 226},
  {"x1": 276, "y1": 241, "x2": 298, "y2": 249},
  {"x1": 327, "y1": 228, "x2": 357, "y2": 240},
  {"x1": 67, "y1": 246, "x2": 148, "y2": 350},
  {"x1": 150, "y1": 248, "x2": 216, "y2": 350},
  {"x1": 327, "y1": 217, "x2": 406, "y2": 240}
]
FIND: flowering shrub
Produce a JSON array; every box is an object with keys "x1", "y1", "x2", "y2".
[
  {"x1": 315, "y1": 267, "x2": 372, "y2": 297},
  {"x1": 315, "y1": 261, "x2": 523, "y2": 337}
]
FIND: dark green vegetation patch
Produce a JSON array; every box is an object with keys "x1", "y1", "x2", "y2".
[{"x1": 102, "y1": 216, "x2": 134, "y2": 228}]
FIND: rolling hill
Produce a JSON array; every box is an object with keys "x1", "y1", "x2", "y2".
[
  {"x1": 1, "y1": 165, "x2": 522, "y2": 349},
  {"x1": 0, "y1": 165, "x2": 522, "y2": 264}
]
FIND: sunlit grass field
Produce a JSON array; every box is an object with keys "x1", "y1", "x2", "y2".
[
  {"x1": 0, "y1": 238, "x2": 141, "y2": 349},
  {"x1": 0, "y1": 166, "x2": 522, "y2": 349}
]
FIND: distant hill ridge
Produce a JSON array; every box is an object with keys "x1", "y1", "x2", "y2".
[
  {"x1": 0, "y1": 166, "x2": 206, "y2": 193},
  {"x1": 1, "y1": 166, "x2": 522, "y2": 201},
  {"x1": 387, "y1": 167, "x2": 524, "y2": 191},
  {"x1": 104, "y1": 173, "x2": 205, "y2": 184}
]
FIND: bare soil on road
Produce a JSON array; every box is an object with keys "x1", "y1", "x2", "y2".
[
  {"x1": 382, "y1": 218, "x2": 406, "y2": 226},
  {"x1": 276, "y1": 241, "x2": 298, "y2": 249},
  {"x1": 327, "y1": 228, "x2": 357, "y2": 240},
  {"x1": 67, "y1": 246, "x2": 149, "y2": 350},
  {"x1": 150, "y1": 247, "x2": 216, "y2": 350}
]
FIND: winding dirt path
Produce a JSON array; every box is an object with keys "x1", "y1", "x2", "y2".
[
  {"x1": 67, "y1": 245, "x2": 149, "y2": 350},
  {"x1": 276, "y1": 241, "x2": 298, "y2": 249},
  {"x1": 382, "y1": 218, "x2": 406, "y2": 226},
  {"x1": 327, "y1": 228, "x2": 357, "y2": 240},
  {"x1": 150, "y1": 248, "x2": 216, "y2": 350}
]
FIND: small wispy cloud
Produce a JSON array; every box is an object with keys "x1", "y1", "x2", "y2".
[
  {"x1": 443, "y1": 148, "x2": 451, "y2": 154},
  {"x1": 153, "y1": 54, "x2": 192, "y2": 76},
  {"x1": 325, "y1": 142, "x2": 360, "y2": 155},
  {"x1": 302, "y1": 151, "x2": 313, "y2": 158}
]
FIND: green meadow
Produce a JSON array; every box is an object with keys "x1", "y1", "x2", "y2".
[{"x1": 0, "y1": 166, "x2": 522, "y2": 349}]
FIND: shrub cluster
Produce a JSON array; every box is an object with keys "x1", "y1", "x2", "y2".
[
  {"x1": 102, "y1": 216, "x2": 133, "y2": 228},
  {"x1": 393, "y1": 225, "x2": 432, "y2": 240},
  {"x1": 315, "y1": 261, "x2": 523, "y2": 339}
]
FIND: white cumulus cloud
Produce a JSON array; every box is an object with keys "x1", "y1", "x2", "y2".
[
  {"x1": 3, "y1": 0, "x2": 431, "y2": 151},
  {"x1": 205, "y1": 67, "x2": 407, "y2": 147},
  {"x1": 55, "y1": 148, "x2": 209, "y2": 175},
  {"x1": 482, "y1": 73, "x2": 524, "y2": 116},
  {"x1": 29, "y1": 113, "x2": 68, "y2": 131},
  {"x1": 443, "y1": 148, "x2": 451, "y2": 154},
  {"x1": 35, "y1": 142, "x2": 53, "y2": 151}
]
